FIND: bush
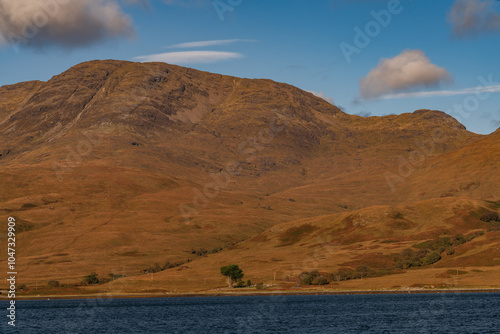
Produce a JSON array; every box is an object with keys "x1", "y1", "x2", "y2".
[
  {"x1": 311, "y1": 276, "x2": 329, "y2": 285},
  {"x1": 247, "y1": 280, "x2": 252, "y2": 287},
  {"x1": 480, "y1": 211, "x2": 499, "y2": 222},
  {"x1": 47, "y1": 280, "x2": 60, "y2": 288},
  {"x1": 396, "y1": 232, "x2": 485, "y2": 269},
  {"x1": 394, "y1": 249, "x2": 429, "y2": 269},
  {"x1": 299, "y1": 272, "x2": 314, "y2": 285},
  {"x1": 209, "y1": 247, "x2": 223, "y2": 254},
  {"x1": 17, "y1": 284, "x2": 27, "y2": 291},
  {"x1": 299, "y1": 271, "x2": 329, "y2": 285},
  {"x1": 330, "y1": 265, "x2": 379, "y2": 282},
  {"x1": 452, "y1": 234, "x2": 466, "y2": 246},
  {"x1": 191, "y1": 248, "x2": 208, "y2": 257},
  {"x1": 82, "y1": 273, "x2": 100, "y2": 285},
  {"x1": 163, "y1": 260, "x2": 185, "y2": 270},
  {"x1": 145, "y1": 263, "x2": 164, "y2": 274},
  {"x1": 354, "y1": 265, "x2": 375, "y2": 278},
  {"x1": 422, "y1": 251, "x2": 441, "y2": 266},
  {"x1": 330, "y1": 270, "x2": 351, "y2": 282},
  {"x1": 235, "y1": 281, "x2": 246, "y2": 288},
  {"x1": 256, "y1": 282, "x2": 265, "y2": 290}
]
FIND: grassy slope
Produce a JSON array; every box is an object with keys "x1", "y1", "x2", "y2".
[{"x1": 0, "y1": 61, "x2": 498, "y2": 293}]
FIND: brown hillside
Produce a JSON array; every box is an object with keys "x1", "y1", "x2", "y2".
[{"x1": 0, "y1": 60, "x2": 498, "y2": 291}]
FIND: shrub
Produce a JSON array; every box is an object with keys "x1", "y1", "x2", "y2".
[
  {"x1": 47, "y1": 280, "x2": 60, "y2": 288},
  {"x1": 422, "y1": 251, "x2": 441, "y2": 266},
  {"x1": 330, "y1": 270, "x2": 351, "y2": 282},
  {"x1": 191, "y1": 248, "x2": 208, "y2": 257},
  {"x1": 452, "y1": 234, "x2": 466, "y2": 246},
  {"x1": 480, "y1": 211, "x2": 499, "y2": 222},
  {"x1": 311, "y1": 276, "x2": 329, "y2": 285},
  {"x1": 256, "y1": 282, "x2": 265, "y2": 290},
  {"x1": 394, "y1": 249, "x2": 428, "y2": 269},
  {"x1": 299, "y1": 272, "x2": 313, "y2": 285},
  {"x1": 145, "y1": 263, "x2": 163, "y2": 273},
  {"x1": 354, "y1": 265, "x2": 375, "y2": 278},
  {"x1": 163, "y1": 260, "x2": 185, "y2": 270},
  {"x1": 299, "y1": 271, "x2": 329, "y2": 285},
  {"x1": 247, "y1": 280, "x2": 252, "y2": 287},
  {"x1": 209, "y1": 247, "x2": 223, "y2": 254},
  {"x1": 446, "y1": 247, "x2": 455, "y2": 255},
  {"x1": 235, "y1": 281, "x2": 246, "y2": 288},
  {"x1": 17, "y1": 284, "x2": 27, "y2": 291},
  {"x1": 82, "y1": 273, "x2": 100, "y2": 285}
]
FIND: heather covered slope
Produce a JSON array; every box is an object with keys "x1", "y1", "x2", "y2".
[
  {"x1": 0, "y1": 60, "x2": 498, "y2": 290},
  {"x1": 99, "y1": 197, "x2": 500, "y2": 293}
]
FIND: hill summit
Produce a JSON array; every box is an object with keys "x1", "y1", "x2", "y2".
[{"x1": 0, "y1": 60, "x2": 498, "y2": 293}]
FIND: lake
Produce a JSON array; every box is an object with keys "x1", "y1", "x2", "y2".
[{"x1": 1, "y1": 293, "x2": 499, "y2": 333}]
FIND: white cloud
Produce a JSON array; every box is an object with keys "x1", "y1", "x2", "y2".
[
  {"x1": 448, "y1": 0, "x2": 500, "y2": 37},
  {"x1": 378, "y1": 84, "x2": 500, "y2": 100},
  {"x1": 359, "y1": 50, "x2": 452, "y2": 99},
  {"x1": 0, "y1": 0, "x2": 133, "y2": 48},
  {"x1": 308, "y1": 91, "x2": 335, "y2": 104},
  {"x1": 169, "y1": 39, "x2": 254, "y2": 49},
  {"x1": 133, "y1": 51, "x2": 243, "y2": 64}
]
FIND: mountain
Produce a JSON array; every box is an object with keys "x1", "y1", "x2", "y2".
[{"x1": 0, "y1": 60, "x2": 498, "y2": 293}]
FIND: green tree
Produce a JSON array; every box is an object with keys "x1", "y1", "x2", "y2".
[{"x1": 220, "y1": 265, "x2": 244, "y2": 287}]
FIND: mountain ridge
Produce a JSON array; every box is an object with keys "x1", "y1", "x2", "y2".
[{"x1": 0, "y1": 60, "x2": 498, "y2": 292}]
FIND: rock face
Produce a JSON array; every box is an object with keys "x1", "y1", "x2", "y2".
[{"x1": 0, "y1": 60, "x2": 498, "y2": 287}]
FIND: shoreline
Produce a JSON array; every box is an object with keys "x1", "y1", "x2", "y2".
[{"x1": 3, "y1": 288, "x2": 500, "y2": 301}]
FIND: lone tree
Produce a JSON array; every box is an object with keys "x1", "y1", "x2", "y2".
[{"x1": 220, "y1": 264, "x2": 244, "y2": 287}]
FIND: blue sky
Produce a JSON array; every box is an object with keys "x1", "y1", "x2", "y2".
[{"x1": 0, "y1": 0, "x2": 499, "y2": 134}]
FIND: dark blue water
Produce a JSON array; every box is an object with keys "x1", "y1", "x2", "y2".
[{"x1": 1, "y1": 293, "x2": 499, "y2": 333}]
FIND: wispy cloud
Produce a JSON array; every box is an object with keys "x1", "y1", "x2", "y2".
[
  {"x1": 377, "y1": 85, "x2": 500, "y2": 100},
  {"x1": 359, "y1": 50, "x2": 452, "y2": 99},
  {"x1": 308, "y1": 91, "x2": 335, "y2": 104},
  {"x1": 133, "y1": 51, "x2": 243, "y2": 64},
  {"x1": 168, "y1": 39, "x2": 255, "y2": 49},
  {"x1": 354, "y1": 110, "x2": 372, "y2": 117},
  {"x1": 448, "y1": 0, "x2": 500, "y2": 38}
]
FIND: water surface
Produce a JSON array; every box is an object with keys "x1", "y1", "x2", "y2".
[{"x1": 1, "y1": 293, "x2": 499, "y2": 333}]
